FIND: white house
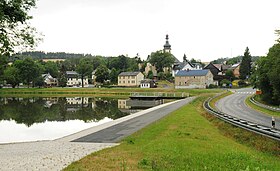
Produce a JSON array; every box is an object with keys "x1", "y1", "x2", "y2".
[
  {"x1": 66, "y1": 71, "x2": 88, "y2": 87},
  {"x1": 42, "y1": 73, "x2": 58, "y2": 87},
  {"x1": 140, "y1": 79, "x2": 156, "y2": 88}
]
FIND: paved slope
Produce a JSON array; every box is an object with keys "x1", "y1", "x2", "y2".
[
  {"x1": 73, "y1": 97, "x2": 195, "y2": 143},
  {"x1": 216, "y1": 88, "x2": 279, "y2": 129}
]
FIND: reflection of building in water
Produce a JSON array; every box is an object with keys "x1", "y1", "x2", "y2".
[
  {"x1": 42, "y1": 97, "x2": 59, "y2": 108},
  {"x1": 66, "y1": 97, "x2": 89, "y2": 112},
  {"x1": 118, "y1": 99, "x2": 162, "y2": 114},
  {"x1": 118, "y1": 99, "x2": 130, "y2": 109}
]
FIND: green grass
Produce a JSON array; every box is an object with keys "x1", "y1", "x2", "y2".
[
  {"x1": 0, "y1": 87, "x2": 222, "y2": 97},
  {"x1": 245, "y1": 96, "x2": 280, "y2": 117},
  {"x1": 64, "y1": 95, "x2": 280, "y2": 171}
]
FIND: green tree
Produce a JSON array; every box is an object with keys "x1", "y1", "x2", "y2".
[
  {"x1": 0, "y1": 55, "x2": 8, "y2": 84},
  {"x1": 95, "y1": 65, "x2": 109, "y2": 83},
  {"x1": 92, "y1": 56, "x2": 106, "y2": 70},
  {"x1": 44, "y1": 61, "x2": 59, "y2": 78},
  {"x1": 76, "y1": 58, "x2": 93, "y2": 88},
  {"x1": 147, "y1": 70, "x2": 154, "y2": 79},
  {"x1": 239, "y1": 47, "x2": 252, "y2": 80},
  {"x1": 225, "y1": 70, "x2": 234, "y2": 81},
  {"x1": 34, "y1": 75, "x2": 44, "y2": 88},
  {"x1": 3, "y1": 66, "x2": 20, "y2": 88},
  {"x1": 0, "y1": 0, "x2": 40, "y2": 56},
  {"x1": 58, "y1": 73, "x2": 67, "y2": 87},
  {"x1": 251, "y1": 30, "x2": 280, "y2": 105},
  {"x1": 109, "y1": 68, "x2": 119, "y2": 84},
  {"x1": 149, "y1": 50, "x2": 175, "y2": 72},
  {"x1": 13, "y1": 58, "x2": 41, "y2": 87}
]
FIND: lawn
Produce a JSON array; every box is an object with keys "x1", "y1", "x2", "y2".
[
  {"x1": 245, "y1": 96, "x2": 280, "y2": 117},
  {"x1": 0, "y1": 87, "x2": 222, "y2": 97},
  {"x1": 64, "y1": 95, "x2": 280, "y2": 170}
]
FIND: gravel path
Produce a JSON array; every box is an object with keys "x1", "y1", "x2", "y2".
[
  {"x1": 0, "y1": 98, "x2": 195, "y2": 171},
  {"x1": 0, "y1": 141, "x2": 117, "y2": 171}
]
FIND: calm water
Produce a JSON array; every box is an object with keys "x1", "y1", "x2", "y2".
[{"x1": 0, "y1": 97, "x2": 156, "y2": 144}]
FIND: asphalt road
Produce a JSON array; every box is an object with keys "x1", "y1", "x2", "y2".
[
  {"x1": 216, "y1": 88, "x2": 280, "y2": 129},
  {"x1": 73, "y1": 97, "x2": 195, "y2": 143}
]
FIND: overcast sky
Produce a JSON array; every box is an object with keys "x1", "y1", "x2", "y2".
[{"x1": 30, "y1": 0, "x2": 280, "y2": 62}]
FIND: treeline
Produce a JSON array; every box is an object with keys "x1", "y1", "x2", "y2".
[
  {"x1": 0, "y1": 54, "x2": 144, "y2": 88},
  {"x1": 212, "y1": 56, "x2": 260, "y2": 65},
  {"x1": 251, "y1": 30, "x2": 280, "y2": 105},
  {"x1": 12, "y1": 51, "x2": 90, "y2": 59}
]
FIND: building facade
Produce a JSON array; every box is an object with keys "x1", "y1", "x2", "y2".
[
  {"x1": 175, "y1": 70, "x2": 214, "y2": 89},
  {"x1": 118, "y1": 72, "x2": 144, "y2": 87},
  {"x1": 140, "y1": 79, "x2": 156, "y2": 88},
  {"x1": 66, "y1": 71, "x2": 88, "y2": 87}
]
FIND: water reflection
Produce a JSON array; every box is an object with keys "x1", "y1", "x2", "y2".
[
  {"x1": 0, "y1": 97, "x2": 130, "y2": 127},
  {"x1": 0, "y1": 97, "x2": 162, "y2": 143}
]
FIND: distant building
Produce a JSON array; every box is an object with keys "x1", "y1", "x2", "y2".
[
  {"x1": 42, "y1": 59, "x2": 65, "y2": 63},
  {"x1": 175, "y1": 69, "x2": 214, "y2": 89},
  {"x1": 118, "y1": 72, "x2": 144, "y2": 87},
  {"x1": 42, "y1": 73, "x2": 58, "y2": 87},
  {"x1": 66, "y1": 71, "x2": 88, "y2": 87},
  {"x1": 172, "y1": 54, "x2": 202, "y2": 77},
  {"x1": 140, "y1": 79, "x2": 156, "y2": 88},
  {"x1": 231, "y1": 63, "x2": 240, "y2": 78},
  {"x1": 203, "y1": 63, "x2": 229, "y2": 84}
]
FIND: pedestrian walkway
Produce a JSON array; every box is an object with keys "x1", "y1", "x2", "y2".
[
  {"x1": 236, "y1": 91, "x2": 255, "y2": 94},
  {"x1": 0, "y1": 97, "x2": 195, "y2": 171}
]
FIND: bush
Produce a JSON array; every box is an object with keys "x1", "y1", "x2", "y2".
[
  {"x1": 220, "y1": 79, "x2": 231, "y2": 87},
  {"x1": 238, "y1": 80, "x2": 247, "y2": 87},
  {"x1": 208, "y1": 84, "x2": 218, "y2": 89}
]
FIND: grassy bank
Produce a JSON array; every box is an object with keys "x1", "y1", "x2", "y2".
[
  {"x1": 64, "y1": 95, "x2": 280, "y2": 170},
  {"x1": 0, "y1": 87, "x2": 221, "y2": 97},
  {"x1": 245, "y1": 96, "x2": 280, "y2": 117}
]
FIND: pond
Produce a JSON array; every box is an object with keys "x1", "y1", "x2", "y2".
[{"x1": 0, "y1": 97, "x2": 162, "y2": 144}]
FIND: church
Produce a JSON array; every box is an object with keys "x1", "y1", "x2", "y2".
[
  {"x1": 162, "y1": 34, "x2": 202, "y2": 76},
  {"x1": 145, "y1": 34, "x2": 202, "y2": 78}
]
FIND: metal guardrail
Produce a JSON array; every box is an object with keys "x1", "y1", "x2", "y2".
[
  {"x1": 130, "y1": 92, "x2": 189, "y2": 98},
  {"x1": 250, "y1": 96, "x2": 280, "y2": 112},
  {"x1": 203, "y1": 98, "x2": 280, "y2": 141}
]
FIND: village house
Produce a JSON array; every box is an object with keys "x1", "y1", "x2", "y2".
[
  {"x1": 66, "y1": 71, "x2": 88, "y2": 87},
  {"x1": 175, "y1": 69, "x2": 214, "y2": 89},
  {"x1": 118, "y1": 72, "x2": 144, "y2": 87},
  {"x1": 231, "y1": 63, "x2": 240, "y2": 78},
  {"x1": 42, "y1": 73, "x2": 58, "y2": 87},
  {"x1": 140, "y1": 79, "x2": 156, "y2": 88}
]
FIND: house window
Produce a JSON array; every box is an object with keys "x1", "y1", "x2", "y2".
[
  {"x1": 123, "y1": 81, "x2": 125, "y2": 83},
  {"x1": 132, "y1": 81, "x2": 135, "y2": 83},
  {"x1": 119, "y1": 81, "x2": 121, "y2": 83},
  {"x1": 128, "y1": 81, "x2": 130, "y2": 83}
]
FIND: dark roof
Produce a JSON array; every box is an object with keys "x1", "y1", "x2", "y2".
[
  {"x1": 119, "y1": 72, "x2": 142, "y2": 76},
  {"x1": 140, "y1": 79, "x2": 154, "y2": 83},
  {"x1": 175, "y1": 70, "x2": 210, "y2": 76}
]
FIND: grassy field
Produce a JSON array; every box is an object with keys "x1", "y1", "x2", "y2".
[
  {"x1": 64, "y1": 95, "x2": 280, "y2": 171},
  {"x1": 245, "y1": 96, "x2": 280, "y2": 117},
  {"x1": 0, "y1": 87, "x2": 222, "y2": 97}
]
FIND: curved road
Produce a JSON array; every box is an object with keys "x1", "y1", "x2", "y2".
[{"x1": 216, "y1": 88, "x2": 280, "y2": 129}]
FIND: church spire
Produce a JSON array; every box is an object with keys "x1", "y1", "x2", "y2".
[{"x1": 163, "y1": 34, "x2": 171, "y2": 53}]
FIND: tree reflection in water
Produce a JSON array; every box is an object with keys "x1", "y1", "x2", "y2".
[{"x1": 0, "y1": 97, "x2": 130, "y2": 127}]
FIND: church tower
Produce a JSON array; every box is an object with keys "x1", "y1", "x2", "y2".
[{"x1": 163, "y1": 34, "x2": 171, "y2": 53}]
